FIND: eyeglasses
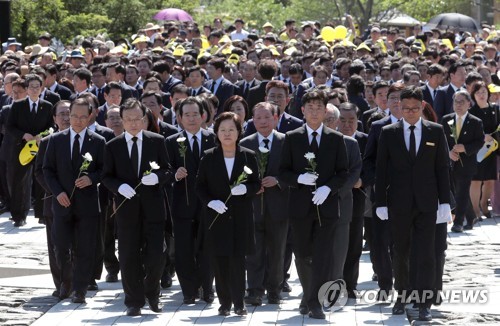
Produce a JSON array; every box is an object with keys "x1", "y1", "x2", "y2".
[
  {"x1": 453, "y1": 99, "x2": 468, "y2": 105},
  {"x1": 123, "y1": 117, "x2": 145, "y2": 124},
  {"x1": 28, "y1": 85, "x2": 41, "y2": 90},
  {"x1": 402, "y1": 107, "x2": 420, "y2": 112},
  {"x1": 388, "y1": 96, "x2": 401, "y2": 102}
]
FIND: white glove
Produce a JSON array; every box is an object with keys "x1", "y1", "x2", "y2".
[
  {"x1": 231, "y1": 184, "x2": 247, "y2": 196},
  {"x1": 118, "y1": 184, "x2": 136, "y2": 199},
  {"x1": 298, "y1": 173, "x2": 318, "y2": 186},
  {"x1": 437, "y1": 203, "x2": 452, "y2": 224},
  {"x1": 312, "y1": 186, "x2": 331, "y2": 205},
  {"x1": 376, "y1": 207, "x2": 389, "y2": 220},
  {"x1": 208, "y1": 200, "x2": 228, "y2": 214},
  {"x1": 141, "y1": 173, "x2": 159, "y2": 186}
]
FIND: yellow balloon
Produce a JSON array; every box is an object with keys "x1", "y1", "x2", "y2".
[
  {"x1": 333, "y1": 26, "x2": 348, "y2": 40},
  {"x1": 321, "y1": 26, "x2": 336, "y2": 42}
]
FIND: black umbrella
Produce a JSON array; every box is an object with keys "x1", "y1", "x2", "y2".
[{"x1": 426, "y1": 13, "x2": 481, "y2": 33}]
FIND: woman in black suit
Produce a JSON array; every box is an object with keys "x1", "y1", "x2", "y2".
[
  {"x1": 469, "y1": 81, "x2": 499, "y2": 218},
  {"x1": 196, "y1": 112, "x2": 260, "y2": 316}
]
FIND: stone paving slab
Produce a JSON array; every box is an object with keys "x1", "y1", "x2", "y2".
[{"x1": 2, "y1": 211, "x2": 500, "y2": 325}]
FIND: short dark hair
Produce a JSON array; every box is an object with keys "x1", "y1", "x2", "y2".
[
  {"x1": 252, "y1": 102, "x2": 278, "y2": 116},
  {"x1": 400, "y1": 85, "x2": 423, "y2": 102},
  {"x1": 52, "y1": 100, "x2": 71, "y2": 117},
  {"x1": 302, "y1": 89, "x2": 328, "y2": 106},
  {"x1": 266, "y1": 80, "x2": 289, "y2": 96},
  {"x1": 104, "y1": 81, "x2": 122, "y2": 94},
  {"x1": 448, "y1": 60, "x2": 465, "y2": 75},
  {"x1": 171, "y1": 84, "x2": 190, "y2": 96},
  {"x1": 107, "y1": 62, "x2": 126, "y2": 76},
  {"x1": 258, "y1": 59, "x2": 278, "y2": 80},
  {"x1": 77, "y1": 92, "x2": 99, "y2": 110},
  {"x1": 141, "y1": 90, "x2": 162, "y2": 105},
  {"x1": 70, "y1": 98, "x2": 93, "y2": 115},
  {"x1": 346, "y1": 75, "x2": 365, "y2": 95},
  {"x1": 470, "y1": 81, "x2": 490, "y2": 102},
  {"x1": 387, "y1": 82, "x2": 406, "y2": 98},
  {"x1": 187, "y1": 65, "x2": 203, "y2": 77},
  {"x1": 223, "y1": 95, "x2": 249, "y2": 120},
  {"x1": 372, "y1": 80, "x2": 390, "y2": 96},
  {"x1": 338, "y1": 102, "x2": 360, "y2": 116},
  {"x1": 152, "y1": 60, "x2": 171, "y2": 74},
  {"x1": 178, "y1": 97, "x2": 204, "y2": 116},
  {"x1": 207, "y1": 57, "x2": 226, "y2": 71},
  {"x1": 120, "y1": 98, "x2": 146, "y2": 118},
  {"x1": 213, "y1": 112, "x2": 243, "y2": 145},
  {"x1": 465, "y1": 71, "x2": 483, "y2": 86},
  {"x1": 427, "y1": 63, "x2": 447, "y2": 76},
  {"x1": 25, "y1": 74, "x2": 43, "y2": 86},
  {"x1": 143, "y1": 77, "x2": 162, "y2": 90},
  {"x1": 289, "y1": 63, "x2": 303, "y2": 76}
]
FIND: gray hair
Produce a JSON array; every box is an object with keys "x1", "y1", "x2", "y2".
[
  {"x1": 453, "y1": 90, "x2": 472, "y2": 105},
  {"x1": 326, "y1": 103, "x2": 340, "y2": 121}
]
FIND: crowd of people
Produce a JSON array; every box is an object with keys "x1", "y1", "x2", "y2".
[{"x1": 0, "y1": 14, "x2": 499, "y2": 322}]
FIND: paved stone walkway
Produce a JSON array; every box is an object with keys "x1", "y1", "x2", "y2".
[{"x1": 1, "y1": 210, "x2": 500, "y2": 325}]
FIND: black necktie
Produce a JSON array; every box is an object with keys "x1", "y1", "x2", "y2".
[
  {"x1": 409, "y1": 125, "x2": 416, "y2": 160},
  {"x1": 192, "y1": 135, "x2": 200, "y2": 162},
  {"x1": 263, "y1": 138, "x2": 270, "y2": 150},
  {"x1": 244, "y1": 82, "x2": 250, "y2": 97},
  {"x1": 433, "y1": 89, "x2": 437, "y2": 100},
  {"x1": 192, "y1": 89, "x2": 196, "y2": 96},
  {"x1": 210, "y1": 81, "x2": 216, "y2": 93},
  {"x1": 72, "y1": 134, "x2": 80, "y2": 171},
  {"x1": 310, "y1": 131, "x2": 319, "y2": 154},
  {"x1": 131, "y1": 137, "x2": 139, "y2": 177},
  {"x1": 31, "y1": 102, "x2": 37, "y2": 120}
]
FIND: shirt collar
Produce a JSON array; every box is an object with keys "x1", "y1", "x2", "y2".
[
  {"x1": 186, "y1": 129, "x2": 202, "y2": 140},
  {"x1": 305, "y1": 123, "x2": 323, "y2": 136},
  {"x1": 70, "y1": 127, "x2": 87, "y2": 140},
  {"x1": 456, "y1": 112, "x2": 468, "y2": 120},
  {"x1": 214, "y1": 76, "x2": 224, "y2": 85},
  {"x1": 125, "y1": 130, "x2": 143, "y2": 142},
  {"x1": 257, "y1": 131, "x2": 274, "y2": 144},
  {"x1": 390, "y1": 115, "x2": 399, "y2": 124},
  {"x1": 28, "y1": 98, "x2": 40, "y2": 107},
  {"x1": 403, "y1": 118, "x2": 422, "y2": 130}
]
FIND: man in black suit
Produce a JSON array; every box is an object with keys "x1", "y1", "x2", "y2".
[
  {"x1": 96, "y1": 82, "x2": 122, "y2": 126},
  {"x1": 34, "y1": 100, "x2": 71, "y2": 298},
  {"x1": 442, "y1": 90, "x2": 484, "y2": 232},
  {"x1": 363, "y1": 82, "x2": 405, "y2": 297},
  {"x1": 89, "y1": 65, "x2": 107, "y2": 106},
  {"x1": 162, "y1": 84, "x2": 189, "y2": 127},
  {"x1": 433, "y1": 60, "x2": 466, "y2": 120},
  {"x1": 205, "y1": 57, "x2": 236, "y2": 115},
  {"x1": 376, "y1": 86, "x2": 451, "y2": 321},
  {"x1": 105, "y1": 62, "x2": 139, "y2": 102},
  {"x1": 244, "y1": 80, "x2": 303, "y2": 137},
  {"x1": 141, "y1": 91, "x2": 178, "y2": 138},
  {"x1": 235, "y1": 60, "x2": 260, "y2": 101},
  {"x1": 0, "y1": 73, "x2": 20, "y2": 108},
  {"x1": 31, "y1": 67, "x2": 61, "y2": 106},
  {"x1": 246, "y1": 59, "x2": 278, "y2": 111},
  {"x1": 240, "y1": 102, "x2": 288, "y2": 306},
  {"x1": 6, "y1": 74, "x2": 54, "y2": 227},
  {"x1": 187, "y1": 66, "x2": 211, "y2": 96},
  {"x1": 43, "y1": 98, "x2": 106, "y2": 303},
  {"x1": 102, "y1": 99, "x2": 170, "y2": 316},
  {"x1": 420, "y1": 64, "x2": 446, "y2": 110},
  {"x1": 153, "y1": 60, "x2": 183, "y2": 95},
  {"x1": 279, "y1": 90, "x2": 348, "y2": 319},
  {"x1": 45, "y1": 64, "x2": 73, "y2": 101},
  {"x1": 166, "y1": 97, "x2": 216, "y2": 304},
  {"x1": 361, "y1": 81, "x2": 390, "y2": 131},
  {"x1": 70, "y1": 68, "x2": 92, "y2": 100}
]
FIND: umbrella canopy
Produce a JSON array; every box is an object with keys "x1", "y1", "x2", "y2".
[
  {"x1": 153, "y1": 8, "x2": 193, "y2": 22},
  {"x1": 426, "y1": 13, "x2": 480, "y2": 33}
]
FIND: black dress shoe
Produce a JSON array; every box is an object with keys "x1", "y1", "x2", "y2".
[
  {"x1": 372, "y1": 273, "x2": 378, "y2": 281},
  {"x1": 464, "y1": 223, "x2": 474, "y2": 230},
  {"x1": 451, "y1": 224, "x2": 464, "y2": 233},
  {"x1": 392, "y1": 301, "x2": 405, "y2": 315},
  {"x1": 281, "y1": 281, "x2": 292, "y2": 293},
  {"x1": 267, "y1": 292, "x2": 281, "y2": 304},
  {"x1": 218, "y1": 306, "x2": 230, "y2": 316},
  {"x1": 147, "y1": 298, "x2": 162, "y2": 313},
  {"x1": 59, "y1": 285, "x2": 71, "y2": 300},
  {"x1": 376, "y1": 289, "x2": 391, "y2": 301},
  {"x1": 234, "y1": 308, "x2": 247, "y2": 316},
  {"x1": 244, "y1": 294, "x2": 262, "y2": 306},
  {"x1": 347, "y1": 289, "x2": 357, "y2": 299},
  {"x1": 87, "y1": 280, "x2": 98, "y2": 291},
  {"x1": 105, "y1": 273, "x2": 118, "y2": 282},
  {"x1": 72, "y1": 291, "x2": 86, "y2": 304},
  {"x1": 126, "y1": 307, "x2": 141, "y2": 316},
  {"x1": 299, "y1": 303, "x2": 308, "y2": 315},
  {"x1": 13, "y1": 219, "x2": 26, "y2": 227},
  {"x1": 308, "y1": 307, "x2": 326, "y2": 319},
  {"x1": 52, "y1": 290, "x2": 60, "y2": 297},
  {"x1": 418, "y1": 306, "x2": 432, "y2": 321},
  {"x1": 160, "y1": 274, "x2": 172, "y2": 289},
  {"x1": 183, "y1": 297, "x2": 195, "y2": 304},
  {"x1": 203, "y1": 293, "x2": 214, "y2": 304},
  {"x1": 38, "y1": 217, "x2": 46, "y2": 225}
]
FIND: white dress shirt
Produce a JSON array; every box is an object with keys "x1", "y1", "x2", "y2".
[
  {"x1": 305, "y1": 123, "x2": 323, "y2": 147},
  {"x1": 257, "y1": 131, "x2": 274, "y2": 150},
  {"x1": 125, "y1": 131, "x2": 143, "y2": 171},
  {"x1": 69, "y1": 127, "x2": 86, "y2": 153},
  {"x1": 224, "y1": 157, "x2": 235, "y2": 179},
  {"x1": 403, "y1": 118, "x2": 422, "y2": 154},
  {"x1": 186, "y1": 129, "x2": 202, "y2": 153}
]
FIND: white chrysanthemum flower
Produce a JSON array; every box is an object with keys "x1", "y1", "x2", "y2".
[
  {"x1": 244, "y1": 166, "x2": 253, "y2": 174},
  {"x1": 83, "y1": 152, "x2": 93, "y2": 162},
  {"x1": 177, "y1": 137, "x2": 187, "y2": 143},
  {"x1": 304, "y1": 152, "x2": 316, "y2": 160},
  {"x1": 149, "y1": 161, "x2": 160, "y2": 170},
  {"x1": 258, "y1": 146, "x2": 270, "y2": 154}
]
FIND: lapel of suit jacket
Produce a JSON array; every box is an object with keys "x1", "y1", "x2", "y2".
[
  {"x1": 214, "y1": 147, "x2": 231, "y2": 185},
  {"x1": 80, "y1": 129, "x2": 93, "y2": 164},
  {"x1": 230, "y1": 146, "x2": 248, "y2": 184},
  {"x1": 200, "y1": 130, "x2": 212, "y2": 157},
  {"x1": 457, "y1": 113, "x2": 470, "y2": 141},
  {"x1": 139, "y1": 132, "x2": 150, "y2": 176},
  {"x1": 316, "y1": 125, "x2": 329, "y2": 161},
  {"x1": 396, "y1": 121, "x2": 411, "y2": 162},
  {"x1": 119, "y1": 133, "x2": 138, "y2": 180},
  {"x1": 416, "y1": 120, "x2": 431, "y2": 161},
  {"x1": 61, "y1": 129, "x2": 72, "y2": 169},
  {"x1": 268, "y1": 130, "x2": 281, "y2": 171}
]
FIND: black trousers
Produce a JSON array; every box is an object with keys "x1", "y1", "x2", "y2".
[
  {"x1": 371, "y1": 205, "x2": 393, "y2": 290},
  {"x1": 212, "y1": 255, "x2": 246, "y2": 310},
  {"x1": 52, "y1": 212, "x2": 98, "y2": 293},
  {"x1": 343, "y1": 189, "x2": 365, "y2": 290},
  {"x1": 104, "y1": 203, "x2": 119, "y2": 275},
  {"x1": 117, "y1": 216, "x2": 165, "y2": 308},
  {"x1": 45, "y1": 210, "x2": 62, "y2": 291},
  {"x1": 0, "y1": 159, "x2": 10, "y2": 209},
  {"x1": 90, "y1": 207, "x2": 106, "y2": 281},
  {"x1": 32, "y1": 173, "x2": 44, "y2": 218},
  {"x1": 246, "y1": 215, "x2": 288, "y2": 296},
  {"x1": 8, "y1": 159, "x2": 32, "y2": 222},
  {"x1": 282, "y1": 225, "x2": 293, "y2": 283},
  {"x1": 291, "y1": 210, "x2": 336, "y2": 310},
  {"x1": 451, "y1": 172, "x2": 476, "y2": 226},
  {"x1": 391, "y1": 205, "x2": 436, "y2": 304},
  {"x1": 174, "y1": 218, "x2": 213, "y2": 298}
]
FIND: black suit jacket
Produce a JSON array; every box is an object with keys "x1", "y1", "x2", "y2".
[
  {"x1": 434, "y1": 84, "x2": 461, "y2": 121},
  {"x1": 205, "y1": 78, "x2": 236, "y2": 115},
  {"x1": 162, "y1": 108, "x2": 177, "y2": 126},
  {"x1": 88, "y1": 85, "x2": 105, "y2": 106},
  {"x1": 188, "y1": 86, "x2": 211, "y2": 97},
  {"x1": 279, "y1": 125, "x2": 349, "y2": 220},
  {"x1": 53, "y1": 83, "x2": 73, "y2": 101},
  {"x1": 240, "y1": 130, "x2": 288, "y2": 222},
  {"x1": 102, "y1": 131, "x2": 170, "y2": 223},
  {"x1": 6, "y1": 98, "x2": 54, "y2": 157},
  {"x1": 246, "y1": 81, "x2": 269, "y2": 111},
  {"x1": 420, "y1": 85, "x2": 434, "y2": 109},
  {"x1": 41, "y1": 90, "x2": 61, "y2": 106},
  {"x1": 93, "y1": 123, "x2": 115, "y2": 141},
  {"x1": 235, "y1": 79, "x2": 261, "y2": 101},
  {"x1": 442, "y1": 113, "x2": 485, "y2": 176},
  {"x1": 43, "y1": 129, "x2": 105, "y2": 217},
  {"x1": 34, "y1": 136, "x2": 53, "y2": 218},
  {"x1": 375, "y1": 120, "x2": 451, "y2": 214},
  {"x1": 244, "y1": 112, "x2": 303, "y2": 137},
  {"x1": 162, "y1": 76, "x2": 183, "y2": 94},
  {"x1": 354, "y1": 131, "x2": 369, "y2": 185},
  {"x1": 166, "y1": 130, "x2": 215, "y2": 220},
  {"x1": 195, "y1": 145, "x2": 260, "y2": 256},
  {"x1": 119, "y1": 81, "x2": 139, "y2": 102},
  {"x1": 363, "y1": 116, "x2": 392, "y2": 187},
  {"x1": 96, "y1": 104, "x2": 109, "y2": 126},
  {"x1": 159, "y1": 120, "x2": 178, "y2": 139}
]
